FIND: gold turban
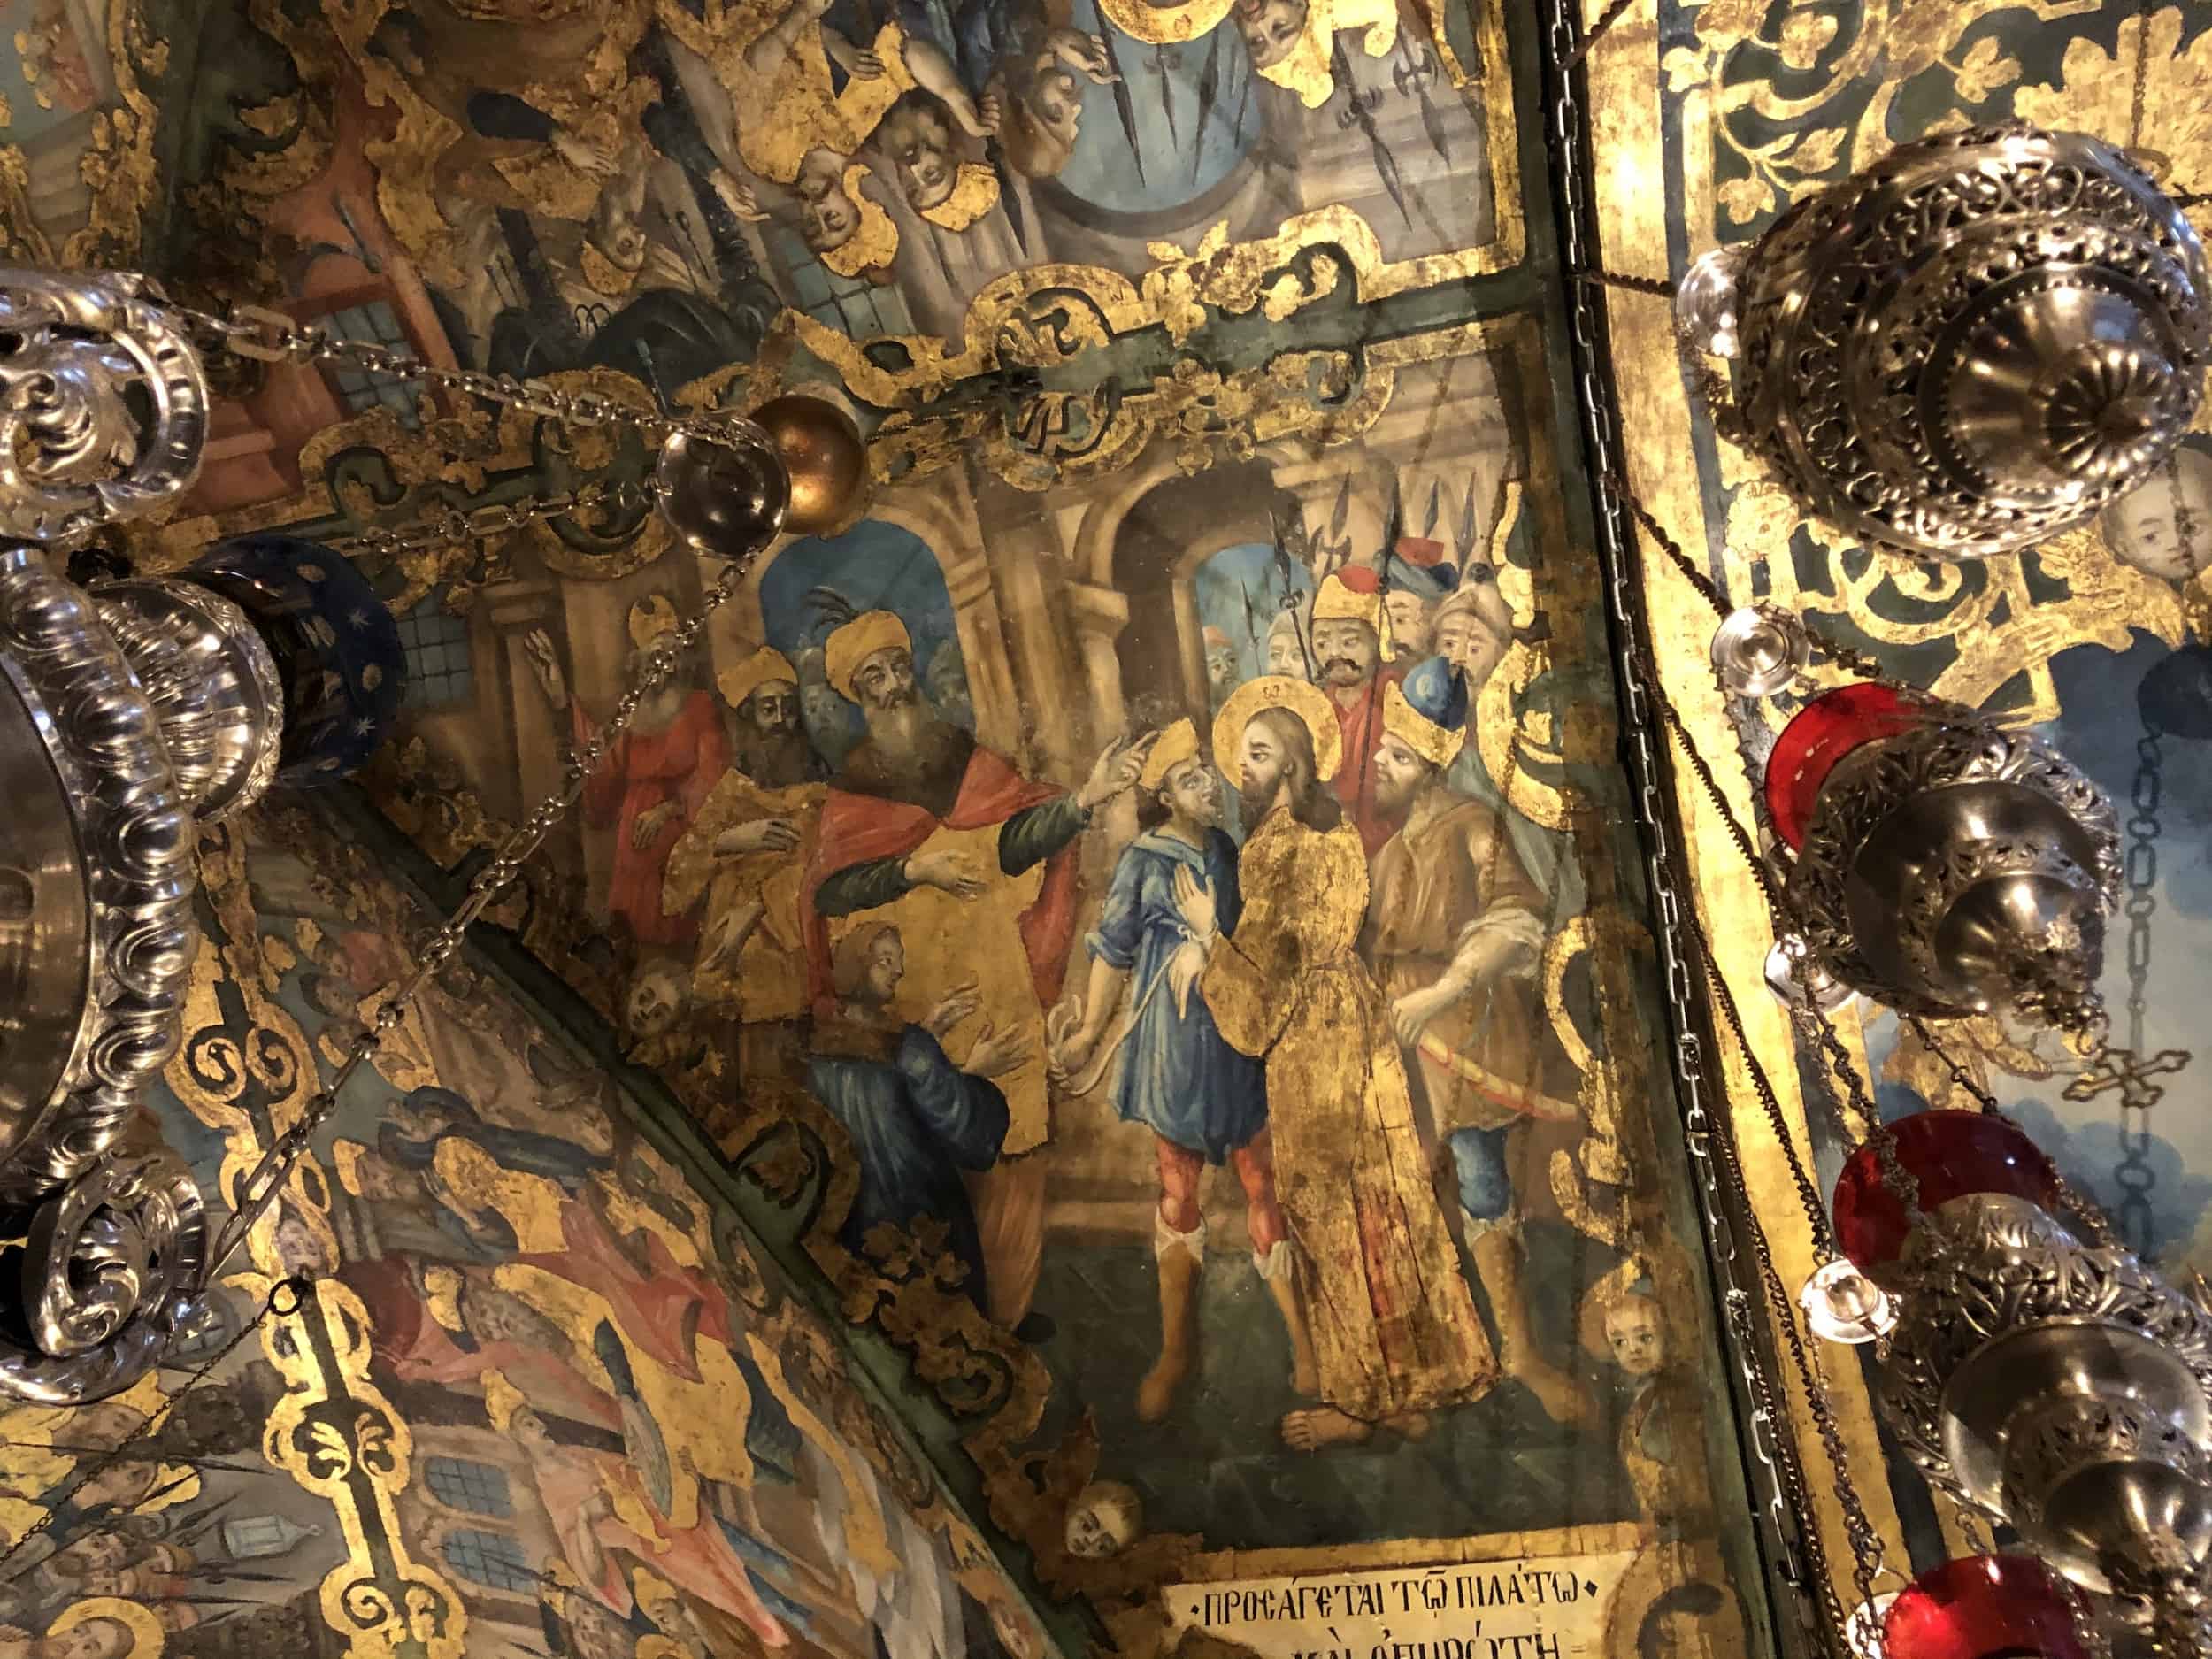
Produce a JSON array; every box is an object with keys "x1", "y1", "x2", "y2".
[
  {"x1": 1382, "y1": 676, "x2": 1466, "y2": 769},
  {"x1": 1311, "y1": 570, "x2": 1395, "y2": 664},
  {"x1": 1212, "y1": 674, "x2": 1344, "y2": 783},
  {"x1": 718, "y1": 647, "x2": 799, "y2": 712},
  {"x1": 825, "y1": 610, "x2": 911, "y2": 701},
  {"x1": 1139, "y1": 718, "x2": 1201, "y2": 790}
]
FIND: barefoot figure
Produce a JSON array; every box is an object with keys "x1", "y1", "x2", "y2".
[
  {"x1": 1174, "y1": 678, "x2": 1493, "y2": 1450},
  {"x1": 1049, "y1": 719, "x2": 1310, "y2": 1421}
]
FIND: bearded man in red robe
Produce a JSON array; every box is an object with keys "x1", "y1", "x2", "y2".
[
  {"x1": 801, "y1": 611, "x2": 1148, "y2": 1331},
  {"x1": 525, "y1": 597, "x2": 728, "y2": 950},
  {"x1": 1310, "y1": 566, "x2": 1408, "y2": 857}
]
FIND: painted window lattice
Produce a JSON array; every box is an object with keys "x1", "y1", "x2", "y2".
[
  {"x1": 321, "y1": 300, "x2": 421, "y2": 427},
  {"x1": 441, "y1": 1526, "x2": 535, "y2": 1593},
  {"x1": 771, "y1": 228, "x2": 913, "y2": 340},
  {"x1": 398, "y1": 592, "x2": 472, "y2": 708},
  {"x1": 425, "y1": 1456, "x2": 513, "y2": 1519}
]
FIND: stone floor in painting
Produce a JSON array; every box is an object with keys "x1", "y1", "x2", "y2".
[{"x1": 1028, "y1": 1219, "x2": 1640, "y2": 1551}]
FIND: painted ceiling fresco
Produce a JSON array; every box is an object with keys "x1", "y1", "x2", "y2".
[{"x1": 29, "y1": 0, "x2": 2212, "y2": 1655}]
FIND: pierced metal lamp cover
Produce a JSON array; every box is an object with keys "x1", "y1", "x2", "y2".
[
  {"x1": 1690, "y1": 122, "x2": 2210, "y2": 560},
  {"x1": 1773, "y1": 687, "x2": 2120, "y2": 1033}
]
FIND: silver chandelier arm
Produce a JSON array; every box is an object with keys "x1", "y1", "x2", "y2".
[
  {"x1": 0, "y1": 267, "x2": 210, "y2": 542},
  {"x1": 0, "y1": 268, "x2": 219, "y2": 1404},
  {"x1": 0, "y1": 1148, "x2": 210, "y2": 1406}
]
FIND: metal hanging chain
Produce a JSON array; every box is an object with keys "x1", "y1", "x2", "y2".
[
  {"x1": 205, "y1": 542, "x2": 760, "y2": 1278},
  {"x1": 1557, "y1": 0, "x2": 1641, "y2": 74},
  {"x1": 2108, "y1": 715, "x2": 2164, "y2": 1252},
  {"x1": 1540, "y1": 0, "x2": 1890, "y2": 1634},
  {"x1": 326, "y1": 478, "x2": 661, "y2": 564},
  {"x1": 0, "y1": 1278, "x2": 311, "y2": 1575},
  {"x1": 178, "y1": 303, "x2": 733, "y2": 443}
]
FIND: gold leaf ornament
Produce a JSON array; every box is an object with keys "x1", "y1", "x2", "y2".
[
  {"x1": 2016, "y1": 8, "x2": 2212, "y2": 193},
  {"x1": 1950, "y1": 35, "x2": 2019, "y2": 104}
]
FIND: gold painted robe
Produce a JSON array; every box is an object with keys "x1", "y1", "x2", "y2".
[
  {"x1": 1361, "y1": 795, "x2": 1571, "y2": 1133},
  {"x1": 1200, "y1": 807, "x2": 1494, "y2": 1419},
  {"x1": 664, "y1": 770, "x2": 826, "y2": 1025}
]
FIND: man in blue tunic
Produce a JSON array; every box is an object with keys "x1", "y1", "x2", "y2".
[
  {"x1": 1048, "y1": 719, "x2": 1310, "y2": 1421},
  {"x1": 806, "y1": 922, "x2": 1024, "y2": 1311}
]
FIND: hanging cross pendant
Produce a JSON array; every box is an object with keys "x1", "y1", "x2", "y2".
[{"x1": 2062, "y1": 1046, "x2": 2193, "y2": 1110}]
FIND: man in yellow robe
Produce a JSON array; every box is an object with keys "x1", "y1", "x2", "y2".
[
  {"x1": 1174, "y1": 675, "x2": 1493, "y2": 1449},
  {"x1": 665, "y1": 649, "x2": 829, "y2": 1109},
  {"x1": 1361, "y1": 655, "x2": 1592, "y2": 1426}
]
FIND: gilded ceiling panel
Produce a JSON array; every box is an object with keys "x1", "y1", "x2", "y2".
[{"x1": 0, "y1": 0, "x2": 1801, "y2": 1654}]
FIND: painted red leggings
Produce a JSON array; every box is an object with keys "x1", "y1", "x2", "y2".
[{"x1": 1156, "y1": 1129, "x2": 1287, "y2": 1253}]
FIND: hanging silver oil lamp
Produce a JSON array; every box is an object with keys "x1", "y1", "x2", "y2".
[
  {"x1": 1763, "y1": 684, "x2": 2119, "y2": 1035},
  {"x1": 1683, "y1": 122, "x2": 2211, "y2": 561}
]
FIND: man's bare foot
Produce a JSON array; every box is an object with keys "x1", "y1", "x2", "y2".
[
  {"x1": 1280, "y1": 1408, "x2": 1373, "y2": 1451},
  {"x1": 1384, "y1": 1410, "x2": 1432, "y2": 1441}
]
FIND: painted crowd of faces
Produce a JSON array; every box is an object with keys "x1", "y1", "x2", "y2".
[
  {"x1": 0, "y1": 817, "x2": 1042, "y2": 1659},
  {"x1": 345, "y1": 0, "x2": 1492, "y2": 384}
]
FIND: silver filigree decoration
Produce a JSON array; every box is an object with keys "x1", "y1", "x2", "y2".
[
  {"x1": 0, "y1": 545, "x2": 199, "y2": 1202},
  {"x1": 95, "y1": 577, "x2": 283, "y2": 823},
  {"x1": 0, "y1": 269, "x2": 210, "y2": 543},
  {"x1": 0, "y1": 1148, "x2": 207, "y2": 1404},
  {"x1": 1718, "y1": 122, "x2": 2210, "y2": 559},
  {"x1": 1786, "y1": 703, "x2": 2120, "y2": 1025}
]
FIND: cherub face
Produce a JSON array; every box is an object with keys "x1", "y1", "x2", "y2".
[
  {"x1": 1025, "y1": 58, "x2": 1084, "y2": 142},
  {"x1": 626, "y1": 964, "x2": 687, "y2": 1041},
  {"x1": 2104, "y1": 462, "x2": 2212, "y2": 581},
  {"x1": 886, "y1": 112, "x2": 958, "y2": 210},
  {"x1": 1607, "y1": 1300, "x2": 1665, "y2": 1378}
]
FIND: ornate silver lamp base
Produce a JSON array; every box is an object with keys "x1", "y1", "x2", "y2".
[
  {"x1": 1880, "y1": 1194, "x2": 2212, "y2": 1652},
  {"x1": 1784, "y1": 702, "x2": 2121, "y2": 1033}
]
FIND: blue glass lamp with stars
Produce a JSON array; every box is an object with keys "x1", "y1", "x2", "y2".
[{"x1": 180, "y1": 534, "x2": 407, "y2": 783}]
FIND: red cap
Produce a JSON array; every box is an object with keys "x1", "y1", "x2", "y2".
[{"x1": 1394, "y1": 537, "x2": 1448, "y2": 567}]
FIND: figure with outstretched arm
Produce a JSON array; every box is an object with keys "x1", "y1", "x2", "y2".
[{"x1": 1048, "y1": 719, "x2": 1308, "y2": 1422}]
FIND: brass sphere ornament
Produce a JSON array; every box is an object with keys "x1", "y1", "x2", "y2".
[
  {"x1": 1684, "y1": 121, "x2": 2211, "y2": 561},
  {"x1": 754, "y1": 393, "x2": 867, "y2": 534}
]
